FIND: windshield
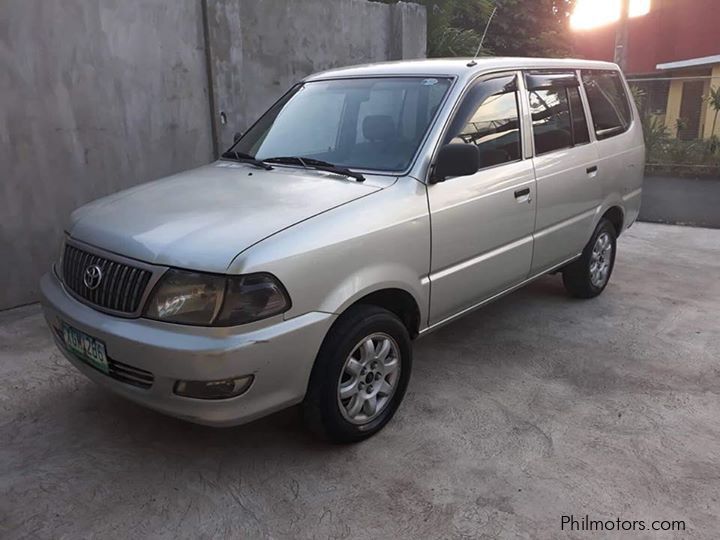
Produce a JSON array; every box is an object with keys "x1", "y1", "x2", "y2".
[{"x1": 228, "y1": 77, "x2": 453, "y2": 173}]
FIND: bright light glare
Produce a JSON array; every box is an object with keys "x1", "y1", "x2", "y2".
[{"x1": 571, "y1": 0, "x2": 651, "y2": 30}]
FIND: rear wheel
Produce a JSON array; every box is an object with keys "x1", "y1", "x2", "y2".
[
  {"x1": 303, "y1": 305, "x2": 412, "y2": 443},
  {"x1": 562, "y1": 218, "x2": 617, "y2": 298}
]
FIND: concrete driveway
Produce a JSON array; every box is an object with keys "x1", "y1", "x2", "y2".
[{"x1": 1, "y1": 222, "x2": 719, "y2": 539}]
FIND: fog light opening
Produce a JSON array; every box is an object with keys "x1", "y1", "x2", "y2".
[{"x1": 174, "y1": 375, "x2": 254, "y2": 400}]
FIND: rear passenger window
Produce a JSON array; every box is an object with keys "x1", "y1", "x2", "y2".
[
  {"x1": 528, "y1": 77, "x2": 591, "y2": 154},
  {"x1": 568, "y1": 87, "x2": 590, "y2": 144},
  {"x1": 581, "y1": 70, "x2": 632, "y2": 139},
  {"x1": 529, "y1": 87, "x2": 573, "y2": 154},
  {"x1": 444, "y1": 74, "x2": 522, "y2": 169}
]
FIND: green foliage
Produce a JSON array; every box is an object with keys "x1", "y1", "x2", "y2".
[
  {"x1": 629, "y1": 85, "x2": 646, "y2": 110},
  {"x1": 479, "y1": 0, "x2": 576, "y2": 58},
  {"x1": 643, "y1": 116, "x2": 670, "y2": 156},
  {"x1": 630, "y1": 85, "x2": 669, "y2": 155},
  {"x1": 631, "y1": 82, "x2": 718, "y2": 178},
  {"x1": 646, "y1": 137, "x2": 720, "y2": 179},
  {"x1": 431, "y1": 26, "x2": 485, "y2": 57},
  {"x1": 373, "y1": 0, "x2": 575, "y2": 58},
  {"x1": 424, "y1": 0, "x2": 493, "y2": 57},
  {"x1": 675, "y1": 117, "x2": 688, "y2": 138},
  {"x1": 706, "y1": 86, "x2": 720, "y2": 138}
]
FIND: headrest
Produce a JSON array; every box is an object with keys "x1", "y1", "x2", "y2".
[{"x1": 363, "y1": 115, "x2": 395, "y2": 142}]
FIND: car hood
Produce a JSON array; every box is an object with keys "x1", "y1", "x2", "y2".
[{"x1": 68, "y1": 161, "x2": 389, "y2": 272}]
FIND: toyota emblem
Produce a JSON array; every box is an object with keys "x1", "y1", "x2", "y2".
[{"x1": 83, "y1": 264, "x2": 103, "y2": 290}]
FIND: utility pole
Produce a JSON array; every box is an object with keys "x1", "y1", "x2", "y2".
[{"x1": 614, "y1": 0, "x2": 630, "y2": 71}]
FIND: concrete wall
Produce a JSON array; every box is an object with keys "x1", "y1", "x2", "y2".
[
  {"x1": 1, "y1": 0, "x2": 214, "y2": 310},
  {"x1": 0, "y1": 0, "x2": 426, "y2": 310},
  {"x1": 207, "y1": 0, "x2": 427, "y2": 150}
]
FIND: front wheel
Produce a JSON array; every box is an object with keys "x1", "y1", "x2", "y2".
[
  {"x1": 562, "y1": 218, "x2": 617, "y2": 298},
  {"x1": 303, "y1": 305, "x2": 412, "y2": 443}
]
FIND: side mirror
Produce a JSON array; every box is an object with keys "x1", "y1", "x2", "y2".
[
  {"x1": 430, "y1": 143, "x2": 480, "y2": 183},
  {"x1": 233, "y1": 132, "x2": 243, "y2": 143}
]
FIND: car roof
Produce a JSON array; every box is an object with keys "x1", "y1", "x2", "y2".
[{"x1": 304, "y1": 57, "x2": 620, "y2": 84}]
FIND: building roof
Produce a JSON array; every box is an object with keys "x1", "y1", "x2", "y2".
[
  {"x1": 305, "y1": 57, "x2": 619, "y2": 84},
  {"x1": 656, "y1": 55, "x2": 720, "y2": 71}
]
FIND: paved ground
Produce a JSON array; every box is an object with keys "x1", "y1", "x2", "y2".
[
  {"x1": 1, "y1": 222, "x2": 719, "y2": 539},
  {"x1": 639, "y1": 176, "x2": 720, "y2": 229}
]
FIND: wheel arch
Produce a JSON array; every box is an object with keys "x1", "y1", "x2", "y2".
[
  {"x1": 601, "y1": 205, "x2": 625, "y2": 237},
  {"x1": 349, "y1": 288, "x2": 422, "y2": 338},
  {"x1": 321, "y1": 284, "x2": 424, "y2": 340}
]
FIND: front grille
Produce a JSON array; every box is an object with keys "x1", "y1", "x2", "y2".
[{"x1": 62, "y1": 244, "x2": 152, "y2": 314}]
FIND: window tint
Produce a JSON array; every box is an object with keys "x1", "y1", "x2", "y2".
[
  {"x1": 529, "y1": 88, "x2": 573, "y2": 154},
  {"x1": 445, "y1": 75, "x2": 521, "y2": 168},
  {"x1": 581, "y1": 70, "x2": 632, "y2": 139},
  {"x1": 528, "y1": 81, "x2": 591, "y2": 154},
  {"x1": 568, "y1": 86, "x2": 590, "y2": 144}
]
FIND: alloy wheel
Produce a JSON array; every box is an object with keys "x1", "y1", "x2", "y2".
[
  {"x1": 337, "y1": 333, "x2": 401, "y2": 425},
  {"x1": 589, "y1": 231, "x2": 613, "y2": 288}
]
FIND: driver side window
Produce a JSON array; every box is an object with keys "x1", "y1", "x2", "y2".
[{"x1": 444, "y1": 74, "x2": 522, "y2": 169}]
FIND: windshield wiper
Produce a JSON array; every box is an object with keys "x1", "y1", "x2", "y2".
[
  {"x1": 221, "y1": 150, "x2": 273, "y2": 171},
  {"x1": 265, "y1": 156, "x2": 365, "y2": 182}
]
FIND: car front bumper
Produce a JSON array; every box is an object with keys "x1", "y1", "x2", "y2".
[{"x1": 40, "y1": 271, "x2": 335, "y2": 427}]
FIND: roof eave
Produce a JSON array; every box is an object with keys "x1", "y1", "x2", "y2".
[{"x1": 656, "y1": 54, "x2": 720, "y2": 71}]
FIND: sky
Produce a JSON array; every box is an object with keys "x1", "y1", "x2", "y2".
[{"x1": 571, "y1": 0, "x2": 652, "y2": 30}]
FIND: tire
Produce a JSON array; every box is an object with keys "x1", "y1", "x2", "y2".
[
  {"x1": 303, "y1": 305, "x2": 412, "y2": 443},
  {"x1": 562, "y1": 218, "x2": 617, "y2": 299}
]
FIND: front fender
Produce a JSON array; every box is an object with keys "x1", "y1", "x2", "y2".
[
  {"x1": 228, "y1": 177, "x2": 432, "y2": 329},
  {"x1": 317, "y1": 265, "x2": 428, "y2": 321}
]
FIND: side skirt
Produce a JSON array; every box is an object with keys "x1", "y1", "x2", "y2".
[{"x1": 418, "y1": 253, "x2": 581, "y2": 338}]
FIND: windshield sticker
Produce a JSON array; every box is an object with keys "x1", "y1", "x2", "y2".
[{"x1": 421, "y1": 78, "x2": 439, "y2": 86}]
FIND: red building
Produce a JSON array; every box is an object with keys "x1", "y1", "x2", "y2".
[{"x1": 573, "y1": 0, "x2": 720, "y2": 139}]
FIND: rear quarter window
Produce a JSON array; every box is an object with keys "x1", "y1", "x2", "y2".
[{"x1": 581, "y1": 70, "x2": 632, "y2": 140}]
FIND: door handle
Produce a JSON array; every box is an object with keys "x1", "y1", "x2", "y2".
[
  {"x1": 514, "y1": 187, "x2": 531, "y2": 203},
  {"x1": 586, "y1": 165, "x2": 598, "y2": 176}
]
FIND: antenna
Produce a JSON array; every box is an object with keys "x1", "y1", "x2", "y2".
[{"x1": 467, "y1": 6, "x2": 497, "y2": 67}]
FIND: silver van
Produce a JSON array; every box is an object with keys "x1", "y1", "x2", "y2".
[{"x1": 41, "y1": 58, "x2": 644, "y2": 442}]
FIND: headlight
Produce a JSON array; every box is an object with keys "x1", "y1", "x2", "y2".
[{"x1": 144, "y1": 269, "x2": 291, "y2": 326}]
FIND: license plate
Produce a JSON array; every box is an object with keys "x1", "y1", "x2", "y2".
[{"x1": 61, "y1": 323, "x2": 109, "y2": 374}]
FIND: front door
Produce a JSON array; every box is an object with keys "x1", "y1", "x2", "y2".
[{"x1": 428, "y1": 73, "x2": 536, "y2": 326}]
